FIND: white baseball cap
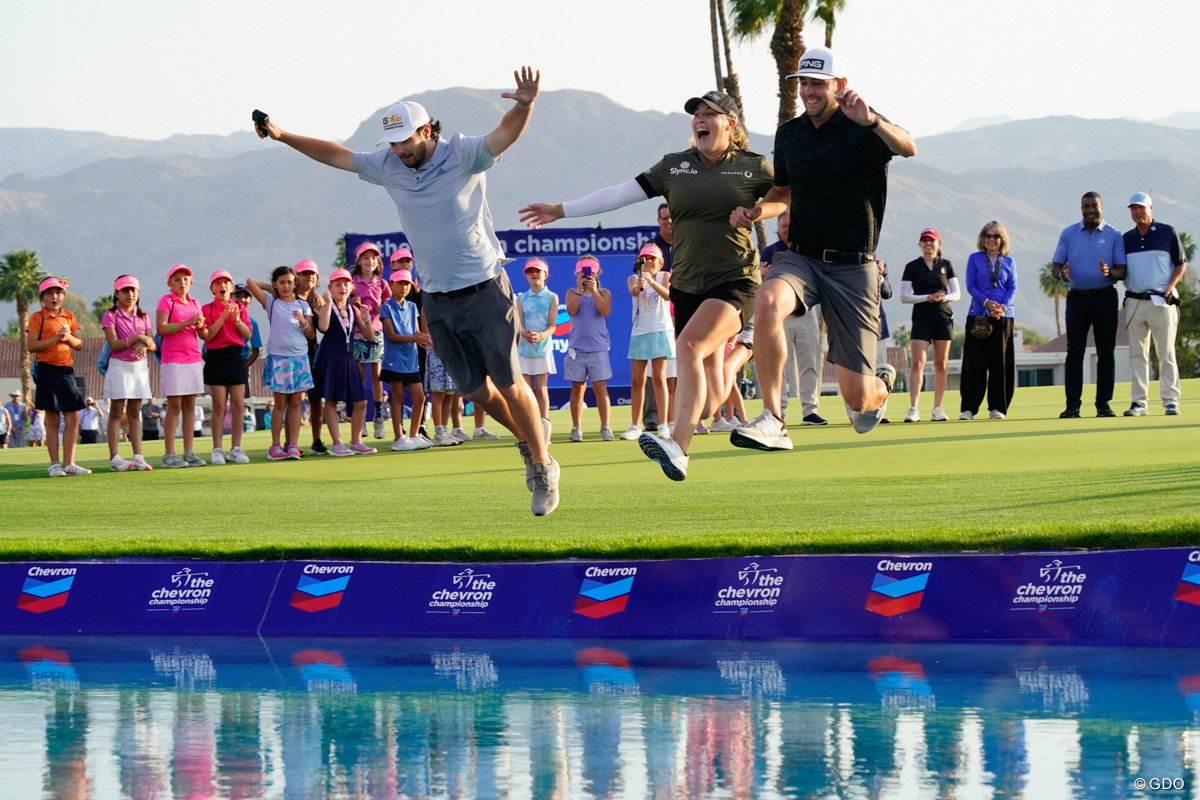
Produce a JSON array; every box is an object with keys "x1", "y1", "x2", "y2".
[
  {"x1": 377, "y1": 101, "x2": 432, "y2": 147},
  {"x1": 1127, "y1": 192, "x2": 1153, "y2": 208},
  {"x1": 786, "y1": 47, "x2": 847, "y2": 80}
]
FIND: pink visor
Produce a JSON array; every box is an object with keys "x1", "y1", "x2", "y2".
[
  {"x1": 295, "y1": 259, "x2": 318, "y2": 274},
  {"x1": 575, "y1": 257, "x2": 600, "y2": 274},
  {"x1": 39, "y1": 277, "x2": 66, "y2": 294},
  {"x1": 524, "y1": 258, "x2": 549, "y2": 275},
  {"x1": 113, "y1": 275, "x2": 140, "y2": 292},
  {"x1": 638, "y1": 243, "x2": 663, "y2": 259}
]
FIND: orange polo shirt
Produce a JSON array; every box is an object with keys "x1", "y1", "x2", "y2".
[{"x1": 27, "y1": 308, "x2": 80, "y2": 366}]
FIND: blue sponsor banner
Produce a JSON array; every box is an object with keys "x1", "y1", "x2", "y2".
[
  {"x1": 5, "y1": 548, "x2": 1200, "y2": 646},
  {"x1": 346, "y1": 227, "x2": 660, "y2": 404}
]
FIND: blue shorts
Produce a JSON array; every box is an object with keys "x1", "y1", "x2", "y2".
[
  {"x1": 627, "y1": 331, "x2": 675, "y2": 361},
  {"x1": 563, "y1": 349, "x2": 612, "y2": 383},
  {"x1": 265, "y1": 354, "x2": 314, "y2": 395}
]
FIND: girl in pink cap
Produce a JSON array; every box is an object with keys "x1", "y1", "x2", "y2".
[
  {"x1": 101, "y1": 275, "x2": 156, "y2": 471},
  {"x1": 26, "y1": 276, "x2": 89, "y2": 476},
  {"x1": 314, "y1": 268, "x2": 377, "y2": 456},
  {"x1": 349, "y1": 243, "x2": 391, "y2": 440},
  {"x1": 156, "y1": 265, "x2": 209, "y2": 469},
  {"x1": 201, "y1": 269, "x2": 254, "y2": 465}
]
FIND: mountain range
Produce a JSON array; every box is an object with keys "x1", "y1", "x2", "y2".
[{"x1": 3, "y1": 89, "x2": 1199, "y2": 339}]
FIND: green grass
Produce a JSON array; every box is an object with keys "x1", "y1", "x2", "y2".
[{"x1": 2, "y1": 381, "x2": 1198, "y2": 562}]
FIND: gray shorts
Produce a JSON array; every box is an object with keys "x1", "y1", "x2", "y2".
[
  {"x1": 766, "y1": 251, "x2": 879, "y2": 375},
  {"x1": 563, "y1": 349, "x2": 612, "y2": 383},
  {"x1": 423, "y1": 273, "x2": 521, "y2": 395}
]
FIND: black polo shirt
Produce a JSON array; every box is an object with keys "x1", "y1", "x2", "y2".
[
  {"x1": 901, "y1": 257, "x2": 955, "y2": 320},
  {"x1": 773, "y1": 108, "x2": 894, "y2": 254}
]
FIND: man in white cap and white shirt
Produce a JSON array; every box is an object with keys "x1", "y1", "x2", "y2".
[
  {"x1": 4, "y1": 390, "x2": 26, "y2": 447},
  {"x1": 729, "y1": 47, "x2": 916, "y2": 451},
  {"x1": 1119, "y1": 191, "x2": 1187, "y2": 416},
  {"x1": 254, "y1": 67, "x2": 560, "y2": 515}
]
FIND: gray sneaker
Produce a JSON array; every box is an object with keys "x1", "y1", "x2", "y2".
[
  {"x1": 183, "y1": 451, "x2": 207, "y2": 467},
  {"x1": 848, "y1": 363, "x2": 895, "y2": 435},
  {"x1": 1165, "y1": 402, "x2": 1181, "y2": 416},
  {"x1": 530, "y1": 457, "x2": 560, "y2": 516},
  {"x1": 162, "y1": 453, "x2": 189, "y2": 469},
  {"x1": 600, "y1": 426, "x2": 615, "y2": 442},
  {"x1": 517, "y1": 417, "x2": 553, "y2": 491}
]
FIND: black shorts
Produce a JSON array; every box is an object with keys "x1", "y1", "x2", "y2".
[
  {"x1": 669, "y1": 278, "x2": 759, "y2": 337},
  {"x1": 380, "y1": 369, "x2": 421, "y2": 385},
  {"x1": 203, "y1": 346, "x2": 249, "y2": 386},
  {"x1": 143, "y1": 429, "x2": 160, "y2": 441},
  {"x1": 80, "y1": 430, "x2": 99, "y2": 444},
  {"x1": 33, "y1": 363, "x2": 85, "y2": 413},
  {"x1": 911, "y1": 314, "x2": 954, "y2": 343}
]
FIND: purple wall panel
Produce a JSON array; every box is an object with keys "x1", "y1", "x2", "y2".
[{"x1": 3, "y1": 548, "x2": 1200, "y2": 645}]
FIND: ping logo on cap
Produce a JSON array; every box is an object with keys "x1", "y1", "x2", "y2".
[{"x1": 798, "y1": 56, "x2": 827, "y2": 71}]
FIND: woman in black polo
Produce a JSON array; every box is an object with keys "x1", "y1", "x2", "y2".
[
  {"x1": 518, "y1": 91, "x2": 774, "y2": 482},
  {"x1": 901, "y1": 227, "x2": 959, "y2": 422}
]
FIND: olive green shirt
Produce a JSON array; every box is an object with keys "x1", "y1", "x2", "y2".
[{"x1": 636, "y1": 147, "x2": 774, "y2": 294}]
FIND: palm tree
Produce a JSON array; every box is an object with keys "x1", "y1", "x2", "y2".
[
  {"x1": 811, "y1": 0, "x2": 846, "y2": 47},
  {"x1": 0, "y1": 249, "x2": 49, "y2": 407},
  {"x1": 1038, "y1": 261, "x2": 1067, "y2": 337},
  {"x1": 727, "y1": 0, "x2": 810, "y2": 125},
  {"x1": 1180, "y1": 230, "x2": 1196, "y2": 264}
]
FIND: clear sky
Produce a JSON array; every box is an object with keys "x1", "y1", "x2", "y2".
[{"x1": 6, "y1": 0, "x2": 1198, "y2": 141}]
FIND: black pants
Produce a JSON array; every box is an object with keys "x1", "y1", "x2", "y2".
[
  {"x1": 80, "y1": 430, "x2": 99, "y2": 444},
  {"x1": 1064, "y1": 287, "x2": 1118, "y2": 408},
  {"x1": 641, "y1": 379, "x2": 658, "y2": 429},
  {"x1": 960, "y1": 316, "x2": 1014, "y2": 414}
]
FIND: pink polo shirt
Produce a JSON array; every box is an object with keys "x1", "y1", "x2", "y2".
[
  {"x1": 202, "y1": 300, "x2": 250, "y2": 350},
  {"x1": 351, "y1": 274, "x2": 391, "y2": 337},
  {"x1": 101, "y1": 307, "x2": 154, "y2": 362},
  {"x1": 156, "y1": 293, "x2": 203, "y2": 364}
]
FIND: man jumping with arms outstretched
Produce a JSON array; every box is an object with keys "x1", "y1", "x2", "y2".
[{"x1": 254, "y1": 67, "x2": 560, "y2": 515}]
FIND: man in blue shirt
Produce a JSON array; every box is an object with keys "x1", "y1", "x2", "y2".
[
  {"x1": 1051, "y1": 192, "x2": 1127, "y2": 418},
  {"x1": 1119, "y1": 192, "x2": 1187, "y2": 416}
]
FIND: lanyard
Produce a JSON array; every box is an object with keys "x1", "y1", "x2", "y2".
[{"x1": 332, "y1": 301, "x2": 353, "y2": 351}]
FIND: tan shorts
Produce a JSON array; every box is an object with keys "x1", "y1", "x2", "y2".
[{"x1": 765, "y1": 251, "x2": 880, "y2": 376}]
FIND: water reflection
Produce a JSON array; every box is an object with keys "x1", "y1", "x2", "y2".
[{"x1": 1, "y1": 638, "x2": 1198, "y2": 798}]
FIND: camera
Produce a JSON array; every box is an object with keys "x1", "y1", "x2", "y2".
[{"x1": 633, "y1": 256, "x2": 647, "y2": 275}]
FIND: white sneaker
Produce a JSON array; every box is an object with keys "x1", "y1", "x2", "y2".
[
  {"x1": 959, "y1": 411, "x2": 974, "y2": 420},
  {"x1": 373, "y1": 418, "x2": 385, "y2": 439},
  {"x1": 530, "y1": 457, "x2": 560, "y2": 516},
  {"x1": 710, "y1": 417, "x2": 739, "y2": 432},
  {"x1": 619, "y1": 424, "x2": 642, "y2": 440},
  {"x1": 110, "y1": 455, "x2": 134, "y2": 472},
  {"x1": 472, "y1": 427, "x2": 501, "y2": 440},
  {"x1": 130, "y1": 454, "x2": 153, "y2": 471},
  {"x1": 731, "y1": 409, "x2": 793, "y2": 451},
  {"x1": 569, "y1": 427, "x2": 583, "y2": 443},
  {"x1": 694, "y1": 422, "x2": 709, "y2": 435},
  {"x1": 847, "y1": 363, "x2": 895, "y2": 435},
  {"x1": 450, "y1": 427, "x2": 469, "y2": 443},
  {"x1": 600, "y1": 426, "x2": 615, "y2": 442},
  {"x1": 211, "y1": 447, "x2": 225, "y2": 466},
  {"x1": 64, "y1": 463, "x2": 92, "y2": 476},
  {"x1": 391, "y1": 437, "x2": 410, "y2": 451},
  {"x1": 639, "y1": 432, "x2": 689, "y2": 481},
  {"x1": 433, "y1": 431, "x2": 459, "y2": 447},
  {"x1": 931, "y1": 407, "x2": 949, "y2": 422},
  {"x1": 47, "y1": 462, "x2": 66, "y2": 478},
  {"x1": 989, "y1": 409, "x2": 1006, "y2": 420},
  {"x1": 659, "y1": 422, "x2": 673, "y2": 440},
  {"x1": 408, "y1": 434, "x2": 434, "y2": 450},
  {"x1": 903, "y1": 407, "x2": 920, "y2": 423},
  {"x1": 228, "y1": 446, "x2": 250, "y2": 464}
]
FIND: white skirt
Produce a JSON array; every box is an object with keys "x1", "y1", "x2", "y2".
[
  {"x1": 103, "y1": 357, "x2": 153, "y2": 400},
  {"x1": 519, "y1": 355, "x2": 557, "y2": 376},
  {"x1": 161, "y1": 360, "x2": 205, "y2": 397}
]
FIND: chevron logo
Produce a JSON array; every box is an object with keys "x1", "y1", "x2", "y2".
[
  {"x1": 574, "y1": 569, "x2": 636, "y2": 619},
  {"x1": 865, "y1": 570, "x2": 929, "y2": 617},
  {"x1": 1175, "y1": 563, "x2": 1200, "y2": 606},
  {"x1": 18, "y1": 575, "x2": 74, "y2": 614},
  {"x1": 290, "y1": 573, "x2": 350, "y2": 613}
]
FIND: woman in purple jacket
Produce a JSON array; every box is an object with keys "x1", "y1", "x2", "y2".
[{"x1": 959, "y1": 221, "x2": 1018, "y2": 420}]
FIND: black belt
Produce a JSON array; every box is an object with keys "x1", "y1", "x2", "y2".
[
  {"x1": 1125, "y1": 290, "x2": 1155, "y2": 300},
  {"x1": 429, "y1": 276, "x2": 496, "y2": 299},
  {"x1": 1068, "y1": 286, "x2": 1115, "y2": 295},
  {"x1": 790, "y1": 243, "x2": 874, "y2": 265}
]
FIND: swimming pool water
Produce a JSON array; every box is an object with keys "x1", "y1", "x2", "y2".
[{"x1": 1, "y1": 636, "x2": 1197, "y2": 798}]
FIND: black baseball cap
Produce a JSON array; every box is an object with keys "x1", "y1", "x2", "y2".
[{"x1": 684, "y1": 91, "x2": 740, "y2": 122}]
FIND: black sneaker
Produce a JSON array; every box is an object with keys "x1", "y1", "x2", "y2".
[
  {"x1": 1096, "y1": 403, "x2": 1115, "y2": 418},
  {"x1": 1059, "y1": 406, "x2": 1081, "y2": 419},
  {"x1": 309, "y1": 440, "x2": 329, "y2": 455},
  {"x1": 801, "y1": 413, "x2": 828, "y2": 426}
]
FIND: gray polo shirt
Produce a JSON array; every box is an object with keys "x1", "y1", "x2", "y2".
[{"x1": 353, "y1": 133, "x2": 508, "y2": 294}]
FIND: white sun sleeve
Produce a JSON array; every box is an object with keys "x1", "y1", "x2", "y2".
[{"x1": 561, "y1": 179, "x2": 651, "y2": 218}]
